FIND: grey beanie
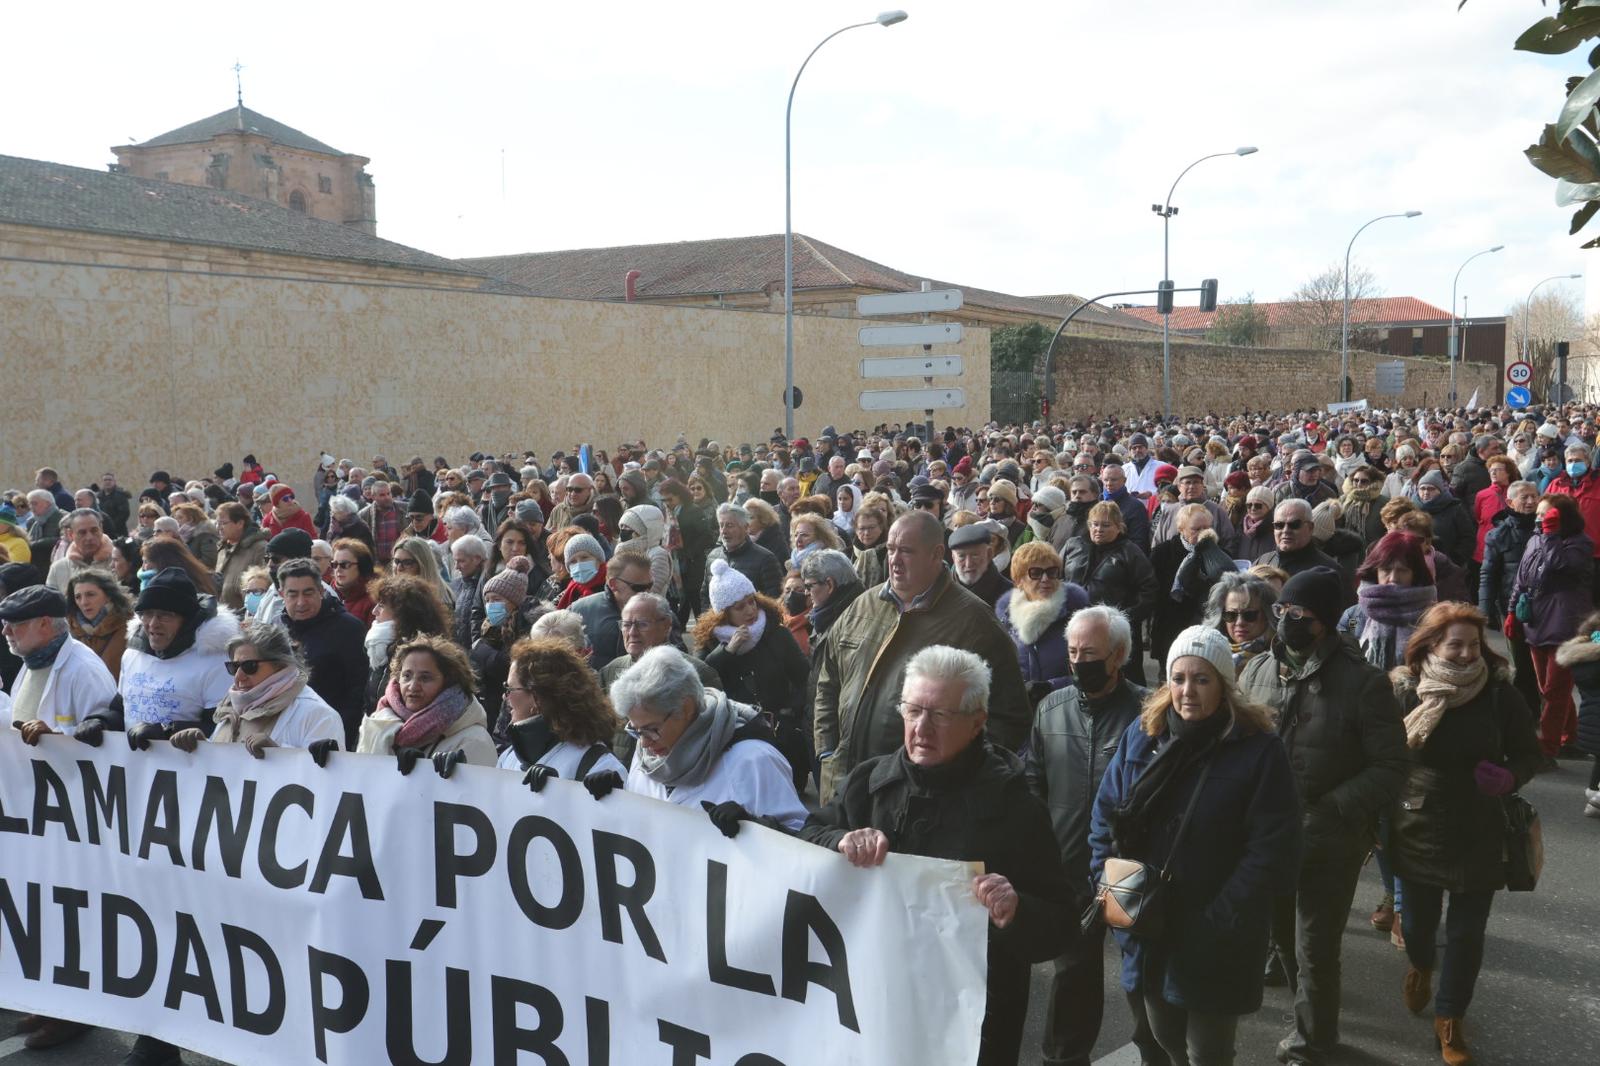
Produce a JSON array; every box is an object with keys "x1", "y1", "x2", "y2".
[
  {"x1": 515, "y1": 498, "x2": 545, "y2": 525},
  {"x1": 1418, "y1": 470, "x2": 1448, "y2": 491},
  {"x1": 562, "y1": 533, "x2": 604, "y2": 564}
]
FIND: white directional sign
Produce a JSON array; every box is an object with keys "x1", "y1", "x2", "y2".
[
  {"x1": 860, "y1": 355, "x2": 965, "y2": 379},
  {"x1": 856, "y1": 288, "x2": 964, "y2": 316},
  {"x1": 860, "y1": 387, "x2": 966, "y2": 411},
  {"x1": 858, "y1": 322, "x2": 964, "y2": 347}
]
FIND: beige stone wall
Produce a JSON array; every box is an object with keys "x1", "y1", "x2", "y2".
[{"x1": 0, "y1": 246, "x2": 989, "y2": 497}]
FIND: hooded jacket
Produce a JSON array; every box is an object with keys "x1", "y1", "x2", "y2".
[{"x1": 620, "y1": 504, "x2": 673, "y2": 595}]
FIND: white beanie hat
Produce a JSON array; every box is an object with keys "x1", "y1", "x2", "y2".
[
  {"x1": 1031, "y1": 485, "x2": 1067, "y2": 516},
  {"x1": 1164, "y1": 624, "x2": 1236, "y2": 686},
  {"x1": 708, "y1": 558, "x2": 757, "y2": 612}
]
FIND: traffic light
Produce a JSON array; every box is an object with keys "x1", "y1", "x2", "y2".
[
  {"x1": 1156, "y1": 280, "x2": 1175, "y2": 315},
  {"x1": 1199, "y1": 278, "x2": 1219, "y2": 313}
]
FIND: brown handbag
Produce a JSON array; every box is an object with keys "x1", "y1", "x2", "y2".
[{"x1": 1089, "y1": 760, "x2": 1214, "y2": 939}]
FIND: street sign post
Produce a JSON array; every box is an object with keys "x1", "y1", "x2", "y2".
[
  {"x1": 1506, "y1": 360, "x2": 1533, "y2": 387},
  {"x1": 856, "y1": 288, "x2": 963, "y2": 316},
  {"x1": 858, "y1": 322, "x2": 963, "y2": 347},
  {"x1": 1506, "y1": 385, "x2": 1532, "y2": 408},
  {"x1": 859, "y1": 387, "x2": 965, "y2": 412},
  {"x1": 860, "y1": 355, "x2": 964, "y2": 378}
]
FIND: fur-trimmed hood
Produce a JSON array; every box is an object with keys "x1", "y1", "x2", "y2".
[
  {"x1": 126, "y1": 596, "x2": 240, "y2": 660},
  {"x1": 1555, "y1": 634, "x2": 1600, "y2": 669}
]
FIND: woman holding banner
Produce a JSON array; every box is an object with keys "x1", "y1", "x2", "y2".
[
  {"x1": 356, "y1": 634, "x2": 497, "y2": 774},
  {"x1": 798, "y1": 645, "x2": 1072, "y2": 1066}
]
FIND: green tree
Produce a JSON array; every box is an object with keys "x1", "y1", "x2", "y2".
[
  {"x1": 1204, "y1": 293, "x2": 1271, "y2": 347},
  {"x1": 990, "y1": 322, "x2": 1048, "y2": 423}
]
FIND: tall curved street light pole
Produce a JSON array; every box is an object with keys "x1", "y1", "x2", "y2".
[
  {"x1": 1342, "y1": 210, "x2": 1421, "y2": 403},
  {"x1": 1522, "y1": 273, "x2": 1583, "y2": 400},
  {"x1": 1449, "y1": 244, "x2": 1504, "y2": 404},
  {"x1": 1154, "y1": 146, "x2": 1256, "y2": 420},
  {"x1": 783, "y1": 10, "x2": 908, "y2": 440}
]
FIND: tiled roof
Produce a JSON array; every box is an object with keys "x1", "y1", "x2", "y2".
[
  {"x1": 460, "y1": 234, "x2": 1159, "y2": 332},
  {"x1": 1116, "y1": 296, "x2": 1466, "y2": 331},
  {"x1": 131, "y1": 106, "x2": 348, "y2": 157},
  {"x1": 0, "y1": 154, "x2": 483, "y2": 278}
]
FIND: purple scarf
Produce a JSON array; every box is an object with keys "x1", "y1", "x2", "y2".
[
  {"x1": 379, "y1": 678, "x2": 470, "y2": 750},
  {"x1": 1356, "y1": 582, "x2": 1437, "y2": 670}
]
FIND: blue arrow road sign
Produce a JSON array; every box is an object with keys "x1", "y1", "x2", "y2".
[{"x1": 1507, "y1": 386, "x2": 1531, "y2": 408}]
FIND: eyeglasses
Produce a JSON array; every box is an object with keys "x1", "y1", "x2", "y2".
[
  {"x1": 620, "y1": 619, "x2": 665, "y2": 631},
  {"x1": 624, "y1": 718, "x2": 674, "y2": 742},
  {"x1": 393, "y1": 558, "x2": 419, "y2": 571},
  {"x1": 1246, "y1": 501, "x2": 1270, "y2": 510},
  {"x1": 1221, "y1": 609, "x2": 1262, "y2": 624},
  {"x1": 615, "y1": 578, "x2": 653, "y2": 593},
  {"x1": 330, "y1": 560, "x2": 357, "y2": 570},
  {"x1": 897, "y1": 701, "x2": 965, "y2": 728},
  {"x1": 1270, "y1": 604, "x2": 1315, "y2": 622},
  {"x1": 1026, "y1": 567, "x2": 1063, "y2": 582},
  {"x1": 1272, "y1": 520, "x2": 1306, "y2": 531},
  {"x1": 224, "y1": 659, "x2": 270, "y2": 676}
]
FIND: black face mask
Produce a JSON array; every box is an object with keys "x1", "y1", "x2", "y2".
[
  {"x1": 783, "y1": 590, "x2": 809, "y2": 616},
  {"x1": 759, "y1": 490, "x2": 781, "y2": 506},
  {"x1": 1278, "y1": 614, "x2": 1320, "y2": 651},
  {"x1": 1073, "y1": 659, "x2": 1111, "y2": 694}
]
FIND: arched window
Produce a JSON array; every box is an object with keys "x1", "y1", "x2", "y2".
[{"x1": 288, "y1": 190, "x2": 306, "y2": 213}]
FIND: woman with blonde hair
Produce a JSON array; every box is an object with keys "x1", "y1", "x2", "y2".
[
  {"x1": 997, "y1": 540, "x2": 1088, "y2": 701},
  {"x1": 390, "y1": 535, "x2": 454, "y2": 607},
  {"x1": 1090, "y1": 625, "x2": 1300, "y2": 1066},
  {"x1": 789, "y1": 512, "x2": 843, "y2": 572},
  {"x1": 744, "y1": 498, "x2": 788, "y2": 561},
  {"x1": 170, "y1": 502, "x2": 220, "y2": 570}
]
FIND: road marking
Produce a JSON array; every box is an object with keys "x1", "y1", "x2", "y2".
[
  {"x1": 1093, "y1": 1042, "x2": 1140, "y2": 1065},
  {"x1": 0, "y1": 1035, "x2": 28, "y2": 1059}
]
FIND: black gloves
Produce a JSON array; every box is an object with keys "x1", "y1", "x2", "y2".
[
  {"x1": 583, "y1": 768, "x2": 624, "y2": 800},
  {"x1": 308, "y1": 738, "x2": 339, "y2": 768},
  {"x1": 74, "y1": 721, "x2": 105, "y2": 747},
  {"x1": 127, "y1": 722, "x2": 168, "y2": 751},
  {"x1": 701, "y1": 800, "x2": 755, "y2": 839},
  {"x1": 433, "y1": 749, "x2": 467, "y2": 779},
  {"x1": 395, "y1": 747, "x2": 425, "y2": 775},
  {"x1": 522, "y1": 764, "x2": 557, "y2": 793}
]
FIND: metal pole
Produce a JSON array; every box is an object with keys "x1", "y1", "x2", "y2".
[
  {"x1": 1042, "y1": 285, "x2": 1212, "y2": 417},
  {"x1": 783, "y1": 16, "x2": 899, "y2": 441},
  {"x1": 1342, "y1": 211, "x2": 1420, "y2": 404},
  {"x1": 1522, "y1": 273, "x2": 1583, "y2": 399},
  {"x1": 1448, "y1": 245, "x2": 1503, "y2": 406}
]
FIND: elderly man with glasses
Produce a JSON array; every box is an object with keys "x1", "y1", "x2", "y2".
[{"x1": 1255, "y1": 499, "x2": 1350, "y2": 604}]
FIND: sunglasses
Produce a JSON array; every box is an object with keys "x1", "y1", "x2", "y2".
[
  {"x1": 224, "y1": 659, "x2": 271, "y2": 676},
  {"x1": 1026, "y1": 567, "x2": 1063, "y2": 582},
  {"x1": 1272, "y1": 520, "x2": 1306, "y2": 531},
  {"x1": 1246, "y1": 501, "x2": 1270, "y2": 510},
  {"x1": 330, "y1": 560, "x2": 357, "y2": 570},
  {"x1": 1221, "y1": 609, "x2": 1262, "y2": 624},
  {"x1": 615, "y1": 578, "x2": 653, "y2": 593},
  {"x1": 394, "y1": 558, "x2": 419, "y2": 571}
]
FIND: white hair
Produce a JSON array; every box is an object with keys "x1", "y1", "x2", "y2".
[
  {"x1": 328, "y1": 495, "x2": 358, "y2": 518},
  {"x1": 311, "y1": 538, "x2": 333, "y2": 557},
  {"x1": 26, "y1": 489, "x2": 52, "y2": 505},
  {"x1": 1275, "y1": 498, "x2": 1313, "y2": 522},
  {"x1": 610, "y1": 645, "x2": 704, "y2": 718},
  {"x1": 715, "y1": 503, "x2": 750, "y2": 525},
  {"x1": 444, "y1": 505, "x2": 482, "y2": 533},
  {"x1": 153, "y1": 516, "x2": 180, "y2": 535},
  {"x1": 451, "y1": 533, "x2": 488, "y2": 560},
  {"x1": 1066, "y1": 605, "x2": 1133, "y2": 667},
  {"x1": 903, "y1": 645, "x2": 991, "y2": 715},
  {"x1": 529, "y1": 608, "x2": 586, "y2": 650}
]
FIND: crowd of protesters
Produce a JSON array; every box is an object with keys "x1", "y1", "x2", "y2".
[{"x1": 0, "y1": 402, "x2": 1592, "y2": 1065}]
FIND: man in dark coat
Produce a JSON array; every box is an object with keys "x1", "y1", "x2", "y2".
[
  {"x1": 1255, "y1": 499, "x2": 1350, "y2": 605},
  {"x1": 96, "y1": 472, "x2": 132, "y2": 537},
  {"x1": 950, "y1": 520, "x2": 1013, "y2": 608},
  {"x1": 1449, "y1": 434, "x2": 1497, "y2": 504},
  {"x1": 1238, "y1": 567, "x2": 1408, "y2": 1066},
  {"x1": 701, "y1": 503, "x2": 783, "y2": 602},
  {"x1": 1025, "y1": 605, "x2": 1161, "y2": 1066},
  {"x1": 1099, "y1": 463, "x2": 1151, "y2": 554},
  {"x1": 278, "y1": 559, "x2": 368, "y2": 749},
  {"x1": 802, "y1": 644, "x2": 1072, "y2": 1066}
]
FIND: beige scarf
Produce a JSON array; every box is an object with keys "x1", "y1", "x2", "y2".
[{"x1": 1404, "y1": 655, "x2": 1487, "y2": 750}]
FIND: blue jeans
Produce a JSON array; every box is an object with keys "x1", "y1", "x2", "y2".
[
  {"x1": 1398, "y1": 882, "x2": 1495, "y2": 1017},
  {"x1": 1375, "y1": 815, "x2": 1402, "y2": 913}
]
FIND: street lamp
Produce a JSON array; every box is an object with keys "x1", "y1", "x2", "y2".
[
  {"x1": 1522, "y1": 272, "x2": 1583, "y2": 400},
  {"x1": 783, "y1": 10, "x2": 908, "y2": 440},
  {"x1": 1342, "y1": 210, "x2": 1421, "y2": 402},
  {"x1": 1449, "y1": 244, "x2": 1504, "y2": 404},
  {"x1": 1152, "y1": 146, "x2": 1257, "y2": 420}
]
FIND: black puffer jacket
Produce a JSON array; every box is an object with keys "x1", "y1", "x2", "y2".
[
  {"x1": 1061, "y1": 534, "x2": 1158, "y2": 624},
  {"x1": 284, "y1": 594, "x2": 369, "y2": 749},
  {"x1": 1238, "y1": 634, "x2": 1408, "y2": 855},
  {"x1": 1389, "y1": 674, "x2": 1539, "y2": 893},
  {"x1": 1420, "y1": 494, "x2": 1474, "y2": 566},
  {"x1": 1478, "y1": 508, "x2": 1537, "y2": 619}
]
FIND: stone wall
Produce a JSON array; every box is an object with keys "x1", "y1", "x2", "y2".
[
  {"x1": 0, "y1": 241, "x2": 988, "y2": 496},
  {"x1": 1049, "y1": 336, "x2": 1499, "y2": 419}
]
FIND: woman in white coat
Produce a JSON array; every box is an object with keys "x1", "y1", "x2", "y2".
[
  {"x1": 496, "y1": 636, "x2": 626, "y2": 787},
  {"x1": 170, "y1": 620, "x2": 343, "y2": 761}
]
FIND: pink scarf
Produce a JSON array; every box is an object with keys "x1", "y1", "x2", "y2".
[{"x1": 378, "y1": 678, "x2": 470, "y2": 750}]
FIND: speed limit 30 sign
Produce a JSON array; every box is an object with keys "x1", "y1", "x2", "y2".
[{"x1": 1507, "y1": 360, "x2": 1533, "y2": 386}]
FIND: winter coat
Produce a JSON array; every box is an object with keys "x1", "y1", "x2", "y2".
[
  {"x1": 1388, "y1": 674, "x2": 1540, "y2": 894},
  {"x1": 97, "y1": 487, "x2": 132, "y2": 538},
  {"x1": 996, "y1": 583, "x2": 1091, "y2": 694},
  {"x1": 216, "y1": 527, "x2": 269, "y2": 611},
  {"x1": 853, "y1": 541, "x2": 888, "y2": 589},
  {"x1": 336, "y1": 580, "x2": 376, "y2": 628},
  {"x1": 1238, "y1": 635, "x2": 1408, "y2": 856},
  {"x1": 1450, "y1": 454, "x2": 1491, "y2": 505},
  {"x1": 261, "y1": 505, "x2": 316, "y2": 540},
  {"x1": 184, "y1": 521, "x2": 220, "y2": 571},
  {"x1": 1556, "y1": 634, "x2": 1600, "y2": 756},
  {"x1": 1151, "y1": 499, "x2": 1238, "y2": 557},
  {"x1": 801, "y1": 739, "x2": 1072, "y2": 1062},
  {"x1": 327, "y1": 516, "x2": 375, "y2": 557},
  {"x1": 812, "y1": 567, "x2": 1031, "y2": 804},
  {"x1": 5, "y1": 635, "x2": 118, "y2": 735},
  {"x1": 69, "y1": 607, "x2": 131, "y2": 680},
  {"x1": 1546, "y1": 470, "x2": 1600, "y2": 558},
  {"x1": 1237, "y1": 515, "x2": 1275, "y2": 562},
  {"x1": 699, "y1": 604, "x2": 810, "y2": 717},
  {"x1": 1253, "y1": 544, "x2": 1353, "y2": 605},
  {"x1": 674, "y1": 502, "x2": 717, "y2": 611},
  {"x1": 1062, "y1": 534, "x2": 1159, "y2": 623},
  {"x1": 701, "y1": 537, "x2": 783, "y2": 605},
  {"x1": 753, "y1": 521, "x2": 787, "y2": 562},
  {"x1": 1339, "y1": 492, "x2": 1389, "y2": 549},
  {"x1": 1317, "y1": 528, "x2": 1366, "y2": 592},
  {"x1": 1479, "y1": 510, "x2": 1536, "y2": 619},
  {"x1": 471, "y1": 615, "x2": 532, "y2": 734},
  {"x1": 1511, "y1": 529, "x2": 1595, "y2": 647},
  {"x1": 568, "y1": 587, "x2": 625, "y2": 665},
  {"x1": 356, "y1": 696, "x2": 498, "y2": 766},
  {"x1": 27, "y1": 508, "x2": 61, "y2": 549},
  {"x1": 1104, "y1": 488, "x2": 1151, "y2": 554},
  {"x1": 1419, "y1": 495, "x2": 1474, "y2": 567},
  {"x1": 1025, "y1": 679, "x2": 1148, "y2": 899},
  {"x1": 451, "y1": 570, "x2": 483, "y2": 649},
  {"x1": 956, "y1": 563, "x2": 1012, "y2": 609},
  {"x1": 1151, "y1": 532, "x2": 1234, "y2": 664},
  {"x1": 284, "y1": 594, "x2": 370, "y2": 749},
  {"x1": 1472, "y1": 485, "x2": 1508, "y2": 563},
  {"x1": 1090, "y1": 715, "x2": 1301, "y2": 1016}
]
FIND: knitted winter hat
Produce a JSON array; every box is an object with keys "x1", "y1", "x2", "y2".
[
  {"x1": 1418, "y1": 470, "x2": 1448, "y2": 492},
  {"x1": 515, "y1": 498, "x2": 545, "y2": 526},
  {"x1": 482, "y1": 556, "x2": 532, "y2": 603},
  {"x1": 268, "y1": 484, "x2": 296, "y2": 506},
  {"x1": 135, "y1": 567, "x2": 200, "y2": 618},
  {"x1": 407, "y1": 490, "x2": 432, "y2": 516},
  {"x1": 1031, "y1": 485, "x2": 1067, "y2": 517},
  {"x1": 1278, "y1": 566, "x2": 1344, "y2": 630},
  {"x1": 0, "y1": 503, "x2": 18, "y2": 529},
  {"x1": 708, "y1": 558, "x2": 756, "y2": 612},
  {"x1": 1165, "y1": 624, "x2": 1236, "y2": 686},
  {"x1": 562, "y1": 533, "x2": 604, "y2": 564},
  {"x1": 988, "y1": 479, "x2": 1019, "y2": 505}
]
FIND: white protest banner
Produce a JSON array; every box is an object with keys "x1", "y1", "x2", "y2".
[{"x1": 0, "y1": 732, "x2": 988, "y2": 1064}]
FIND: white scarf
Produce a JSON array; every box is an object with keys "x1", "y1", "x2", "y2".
[
  {"x1": 712, "y1": 610, "x2": 767, "y2": 652},
  {"x1": 365, "y1": 619, "x2": 396, "y2": 671},
  {"x1": 1008, "y1": 585, "x2": 1067, "y2": 645}
]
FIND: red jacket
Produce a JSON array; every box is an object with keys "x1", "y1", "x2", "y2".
[
  {"x1": 261, "y1": 504, "x2": 316, "y2": 540},
  {"x1": 1472, "y1": 484, "x2": 1507, "y2": 563},
  {"x1": 1546, "y1": 472, "x2": 1600, "y2": 557}
]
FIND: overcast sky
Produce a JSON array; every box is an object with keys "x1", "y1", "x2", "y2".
[{"x1": 6, "y1": 0, "x2": 1592, "y2": 318}]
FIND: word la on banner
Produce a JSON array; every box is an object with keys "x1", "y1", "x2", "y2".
[{"x1": 0, "y1": 732, "x2": 987, "y2": 1064}]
